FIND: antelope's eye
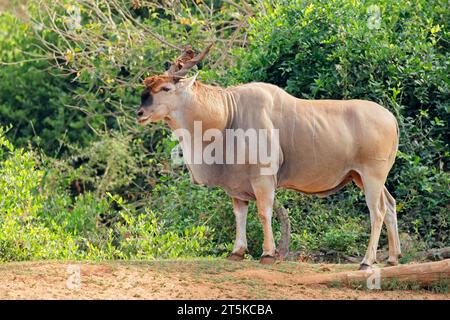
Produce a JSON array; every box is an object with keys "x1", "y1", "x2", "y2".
[{"x1": 161, "y1": 87, "x2": 171, "y2": 92}]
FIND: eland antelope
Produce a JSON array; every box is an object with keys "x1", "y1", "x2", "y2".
[{"x1": 136, "y1": 44, "x2": 400, "y2": 269}]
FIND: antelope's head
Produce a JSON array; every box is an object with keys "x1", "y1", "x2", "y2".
[{"x1": 136, "y1": 44, "x2": 213, "y2": 126}]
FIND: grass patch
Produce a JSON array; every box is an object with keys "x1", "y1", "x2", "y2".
[
  {"x1": 426, "y1": 279, "x2": 450, "y2": 294},
  {"x1": 330, "y1": 280, "x2": 343, "y2": 288},
  {"x1": 381, "y1": 279, "x2": 422, "y2": 291}
]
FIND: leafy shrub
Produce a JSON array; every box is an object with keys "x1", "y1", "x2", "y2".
[
  {"x1": 113, "y1": 209, "x2": 212, "y2": 259},
  {"x1": 0, "y1": 128, "x2": 213, "y2": 261},
  {"x1": 0, "y1": 126, "x2": 80, "y2": 261},
  {"x1": 0, "y1": 12, "x2": 97, "y2": 155},
  {"x1": 151, "y1": 172, "x2": 244, "y2": 256},
  {"x1": 278, "y1": 187, "x2": 369, "y2": 256}
]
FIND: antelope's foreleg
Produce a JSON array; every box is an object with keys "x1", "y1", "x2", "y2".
[
  {"x1": 251, "y1": 176, "x2": 276, "y2": 264},
  {"x1": 228, "y1": 198, "x2": 249, "y2": 260}
]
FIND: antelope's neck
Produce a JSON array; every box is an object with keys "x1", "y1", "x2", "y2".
[
  {"x1": 171, "y1": 82, "x2": 235, "y2": 134},
  {"x1": 167, "y1": 82, "x2": 234, "y2": 188}
]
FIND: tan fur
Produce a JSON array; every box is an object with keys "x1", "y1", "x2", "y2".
[{"x1": 143, "y1": 75, "x2": 177, "y2": 93}]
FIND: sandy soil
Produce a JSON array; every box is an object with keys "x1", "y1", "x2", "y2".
[{"x1": 0, "y1": 259, "x2": 448, "y2": 300}]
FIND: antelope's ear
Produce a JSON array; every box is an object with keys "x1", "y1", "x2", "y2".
[{"x1": 176, "y1": 73, "x2": 198, "y2": 90}]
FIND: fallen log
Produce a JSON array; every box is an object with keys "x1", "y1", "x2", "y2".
[{"x1": 293, "y1": 259, "x2": 450, "y2": 287}]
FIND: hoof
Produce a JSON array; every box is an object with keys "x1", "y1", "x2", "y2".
[
  {"x1": 359, "y1": 263, "x2": 372, "y2": 271},
  {"x1": 386, "y1": 260, "x2": 398, "y2": 267},
  {"x1": 227, "y1": 253, "x2": 244, "y2": 261},
  {"x1": 260, "y1": 255, "x2": 276, "y2": 265}
]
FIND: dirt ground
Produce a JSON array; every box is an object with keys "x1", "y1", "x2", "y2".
[{"x1": 0, "y1": 259, "x2": 448, "y2": 300}]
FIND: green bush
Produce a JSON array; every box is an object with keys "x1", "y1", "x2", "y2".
[
  {"x1": 277, "y1": 187, "x2": 369, "y2": 256},
  {"x1": 0, "y1": 126, "x2": 80, "y2": 261},
  {"x1": 151, "y1": 172, "x2": 242, "y2": 256},
  {"x1": 113, "y1": 209, "x2": 212, "y2": 259},
  {"x1": 0, "y1": 127, "x2": 213, "y2": 261},
  {"x1": 0, "y1": 12, "x2": 97, "y2": 155}
]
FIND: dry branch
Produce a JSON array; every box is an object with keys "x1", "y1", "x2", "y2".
[{"x1": 274, "y1": 202, "x2": 291, "y2": 260}]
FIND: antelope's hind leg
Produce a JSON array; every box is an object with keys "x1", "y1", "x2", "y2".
[
  {"x1": 353, "y1": 174, "x2": 401, "y2": 268},
  {"x1": 383, "y1": 187, "x2": 401, "y2": 266},
  {"x1": 359, "y1": 174, "x2": 388, "y2": 270}
]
